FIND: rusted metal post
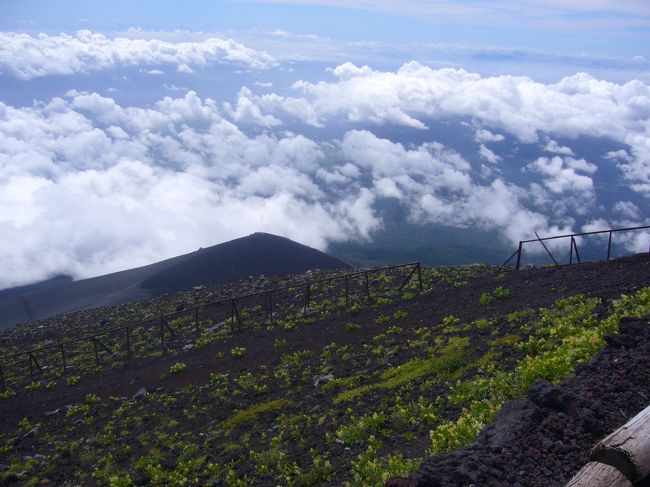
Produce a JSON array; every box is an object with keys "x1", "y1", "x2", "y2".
[
  {"x1": 364, "y1": 272, "x2": 370, "y2": 300},
  {"x1": 515, "y1": 241, "x2": 523, "y2": 270},
  {"x1": 60, "y1": 344, "x2": 66, "y2": 375},
  {"x1": 304, "y1": 283, "x2": 311, "y2": 314},
  {"x1": 607, "y1": 231, "x2": 613, "y2": 260}
]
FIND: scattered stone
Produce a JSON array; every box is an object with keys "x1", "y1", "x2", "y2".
[
  {"x1": 477, "y1": 398, "x2": 543, "y2": 449},
  {"x1": 132, "y1": 470, "x2": 150, "y2": 486},
  {"x1": 385, "y1": 476, "x2": 417, "y2": 487},
  {"x1": 528, "y1": 379, "x2": 576, "y2": 411},
  {"x1": 133, "y1": 387, "x2": 147, "y2": 399},
  {"x1": 314, "y1": 373, "x2": 334, "y2": 387},
  {"x1": 22, "y1": 428, "x2": 38, "y2": 438},
  {"x1": 182, "y1": 344, "x2": 194, "y2": 351}
]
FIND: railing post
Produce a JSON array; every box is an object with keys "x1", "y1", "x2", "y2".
[
  {"x1": 92, "y1": 337, "x2": 100, "y2": 364},
  {"x1": 126, "y1": 326, "x2": 132, "y2": 361},
  {"x1": 515, "y1": 241, "x2": 523, "y2": 270},
  {"x1": 60, "y1": 344, "x2": 66, "y2": 375},
  {"x1": 231, "y1": 300, "x2": 242, "y2": 332},
  {"x1": 29, "y1": 353, "x2": 42, "y2": 382},
  {"x1": 160, "y1": 317, "x2": 165, "y2": 354},
  {"x1": 569, "y1": 237, "x2": 574, "y2": 265},
  {"x1": 304, "y1": 283, "x2": 310, "y2": 315},
  {"x1": 573, "y1": 237, "x2": 581, "y2": 263},
  {"x1": 607, "y1": 231, "x2": 613, "y2": 260},
  {"x1": 364, "y1": 272, "x2": 370, "y2": 300}
]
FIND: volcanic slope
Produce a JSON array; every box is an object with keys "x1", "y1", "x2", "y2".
[
  {"x1": 0, "y1": 253, "x2": 649, "y2": 486},
  {"x1": 0, "y1": 232, "x2": 349, "y2": 330}
]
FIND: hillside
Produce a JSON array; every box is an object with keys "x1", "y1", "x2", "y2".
[
  {"x1": 0, "y1": 233, "x2": 349, "y2": 330},
  {"x1": 0, "y1": 254, "x2": 649, "y2": 486}
]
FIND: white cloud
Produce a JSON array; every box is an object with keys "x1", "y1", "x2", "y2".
[
  {"x1": 0, "y1": 30, "x2": 277, "y2": 79},
  {"x1": 279, "y1": 63, "x2": 650, "y2": 195},
  {"x1": 474, "y1": 128, "x2": 505, "y2": 143},
  {"x1": 0, "y1": 92, "x2": 379, "y2": 288},
  {"x1": 223, "y1": 87, "x2": 282, "y2": 127},
  {"x1": 479, "y1": 144, "x2": 501, "y2": 163},
  {"x1": 544, "y1": 139, "x2": 575, "y2": 155},
  {"x1": 338, "y1": 130, "x2": 573, "y2": 244},
  {"x1": 525, "y1": 156, "x2": 595, "y2": 194},
  {"x1": 613, "y1": 201, "x2": 641, "y2": 219}
]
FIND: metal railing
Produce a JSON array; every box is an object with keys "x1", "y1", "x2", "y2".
[
  {"x1": 0, "y1": 262, "x2": 422, "y2": 391},
  {"x1": 502, "y1": 225, "x2": 650, "y2": 270}
]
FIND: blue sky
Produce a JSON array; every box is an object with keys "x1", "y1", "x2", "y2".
[
  {"x1": 2, "y1": 0, "x2": 649, "y2": 62},
  {"x1": 0, "y1": 0, "x2": 649, "y2": 287}
]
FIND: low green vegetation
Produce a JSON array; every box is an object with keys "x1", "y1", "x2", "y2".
[{"x1": 0, "y1": 258, "x2": 648, "y2": 486}]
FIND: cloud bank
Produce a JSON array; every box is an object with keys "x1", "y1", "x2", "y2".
[
  {"x1": 234, "y1": 62, "x2": 650, "y2": 195},
  {"x1": 1, "y1": 58, "x2": 649, "y2": 288},
  {"x1": 0, "y1": 30, "x2": 276, "y2": 79}
]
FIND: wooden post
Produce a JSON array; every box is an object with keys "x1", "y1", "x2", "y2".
[
  {"x1": 160, "y1": 317, "x2": 165, "y2": 354},
  {"x1": 565, "y1": 462, "x2": 632, "y2": 487},
  {"x1": 607, "y1": 231, "x2": 613, "y2": 260},
  {"x1": 591, "y1": 404, "x2": 650, "y2": 482},
  {"x1": 515, "y1": 241, "x2": 523, "y2": 270},
  {"x1": 364, "y1": 272, "x2": 370, "y2": 300},
  {"x1": 92, "y1": 337, "x2": 100, "y2": 364},
  {"x1": 29, "y1": 352, "x2": 42, "y2": 381},
  {"x1": 231, "y1": 300, "x2": 241, "y2": 332},
  {"x1": 304, "y1": 283, "x2": 311, "y2": 315},
  {"x1": 572, "y1": 237, "x2": 581, "y2": 263},
  {"x1": 125, "y1": 326, "x2": 132, "y2": 361},
  {"x1": 60, "y1": 344, "x2": 66, "y2": 375}
]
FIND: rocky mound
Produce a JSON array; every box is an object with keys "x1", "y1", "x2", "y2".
[{"x1": 389, "y1": 315, "x2": 650, "y2": 486}]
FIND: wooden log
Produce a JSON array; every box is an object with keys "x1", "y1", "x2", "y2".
[
  {"x1": 591, "y1": 404, "x2": 650, "y2": 482},
  {"x1": 565, "y1": 462, "x2": 632, "y2": 487}
]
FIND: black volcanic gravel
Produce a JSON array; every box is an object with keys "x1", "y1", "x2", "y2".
[{"x1": 399, "y1": 315, "x2": 650, "y2": 487}]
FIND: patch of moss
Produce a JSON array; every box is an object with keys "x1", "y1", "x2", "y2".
[
  {"x1": 221, "y1": 398, "x2": 291, "y2": 431},
  {"x1": 335, "y1": 337, "x2": 472, "y2": 403}
]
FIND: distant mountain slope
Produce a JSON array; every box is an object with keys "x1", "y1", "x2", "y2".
[{"x1": 0, "y1": 233, "x2": 349, "y2": 330}]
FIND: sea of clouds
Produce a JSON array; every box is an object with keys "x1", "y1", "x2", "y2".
[{"x1": 0, "y1": 31, "x2": 648, "y2": 288}]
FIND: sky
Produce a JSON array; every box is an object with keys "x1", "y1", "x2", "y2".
[{"x1": 0, "y1": 1, "x2": 649, "y2": 288}]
